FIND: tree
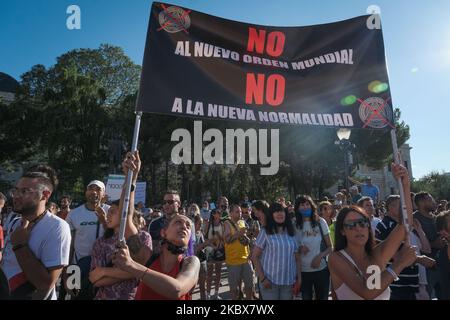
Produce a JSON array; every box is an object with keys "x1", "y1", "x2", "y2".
[
  {"x1": 412, "y1": 172, "x2": 450, "y2": 200},
  {"x1": 1, "y1": 45, "x2": 141, "y2": 200}
]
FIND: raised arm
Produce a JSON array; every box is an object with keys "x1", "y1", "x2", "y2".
[
  {"x1": 373, "y1": 163, "x2": 413, "y2": 265},
  {"x1": 329, "y1": 245, "x2": 416, "y2": 300},
  {"x1": 113, "y1": 244, "x2": 200, "y2": 299},
  {"x1": 119, "y1": 151, "x2": 141, "y2": 240}
]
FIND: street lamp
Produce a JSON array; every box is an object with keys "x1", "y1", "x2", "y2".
[
  {"x1": 337, "y1": 128, "x2": 351, "y2": 141},
  {"x1": 335, "y1": 129, "x2": 354, "y2": 190}
]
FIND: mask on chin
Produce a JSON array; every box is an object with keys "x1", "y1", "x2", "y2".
[{"x1": 161, "y1": 238, "x2": 187, "y2": 255}]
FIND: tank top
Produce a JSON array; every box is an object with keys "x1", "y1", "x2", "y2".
[
  {"x1": 135, "y1": 255, "x2": 191, "y2": 300},
  {"x1": 334, "y1": 250, "x2": 390, "y2": 300}
]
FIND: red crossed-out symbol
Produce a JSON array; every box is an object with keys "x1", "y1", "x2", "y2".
[
  {"x1": 358, "y1": 97, "x2": 395, "y2": 129},
  {"x1": 157, "y1": 4, "x2": 191, "y2": 34}
]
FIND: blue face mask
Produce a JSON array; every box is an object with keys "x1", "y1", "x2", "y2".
[{"x1": 299, "y1": 208, "x2": 312, "y2": 217}]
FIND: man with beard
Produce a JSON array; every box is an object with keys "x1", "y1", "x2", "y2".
[
  {"x1": 57, "y1": 195, "x2": 72, "y2": 220},
  {"x1": 64, "y1": 180, "x2": 110, "y2": 299},
  {"x1": 414, "y1": 192, "x2": 446, "y2": 299},
  {"x1": 1, "y1": 165, "x2": 71, "y2": 299},
  {"x1": 148, "y1": 191, "x2": 182, "y2": 256},
  {"x1": 357, "y1": 196, "x2": 382, "y2": 234}
]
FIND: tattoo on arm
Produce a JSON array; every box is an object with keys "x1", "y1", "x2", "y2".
[
  {"x1": 127, "y1": 234, "x2": 143, "y2": 255},
  {"x1": 180, "y1": 256, "x2": 199, "y2": 276}
]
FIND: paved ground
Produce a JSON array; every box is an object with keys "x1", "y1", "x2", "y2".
[{"x1": 191, "y1": 264, "x2": 233, "y2": 300}]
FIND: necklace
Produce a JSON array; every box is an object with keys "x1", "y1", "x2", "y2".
[{"x1": 29, "y1": 210, "x2": 47, "y2": 226}]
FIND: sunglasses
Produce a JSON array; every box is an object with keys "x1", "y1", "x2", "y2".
[
  {"x1": 162, "y1": 200, "x2": 177, "y2": 205},
  {"x1": 343, "y1": 218, "x2": 370, "y2": 230}
]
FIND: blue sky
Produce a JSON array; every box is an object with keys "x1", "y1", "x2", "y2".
[{"x1": 1, "y1": 0, "x2": 449, "y2": 179}]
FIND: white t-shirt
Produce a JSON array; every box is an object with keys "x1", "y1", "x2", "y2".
[
  {"x1": 295, "y1": 217, "x2": 330, "y2": 272},
  {"x1": 371, "y1": 217, "x2": 382, "y2": 234},
  {"x1": 1, "y1": 211, "x2": 71, "y2": 299},
  {"x1": 66, "y1": 203, "x2": 109, "y2": 262}
]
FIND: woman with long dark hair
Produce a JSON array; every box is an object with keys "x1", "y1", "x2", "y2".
[
  {"x1": 294, "y1": 195, "x2": 333, "y2": 300},
  {"x1": 252, "y1": 202, "x2": 301, "y2": 299},
  {"x1": 328, "y1": 163, "x2": 417, "y2": 300}
]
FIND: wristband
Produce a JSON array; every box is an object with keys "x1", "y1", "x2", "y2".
[
  {"x1": 131, "y1": 184, "x2": 136, "y2": 192},
  {"x1": 386, "y1": 266, "x2": 399, "y2": 281}
]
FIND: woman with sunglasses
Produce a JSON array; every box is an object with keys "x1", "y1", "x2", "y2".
[{"x1": 328, "y1": 163, "x2": 417, "y2": 300}]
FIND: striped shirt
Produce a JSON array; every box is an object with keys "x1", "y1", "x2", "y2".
[
  {"x1": 255, "y1": 229, "x2": 298, "y2": 285},
  {"x1": 375, "y1": 216, "x2": 419, "y2": 293}
]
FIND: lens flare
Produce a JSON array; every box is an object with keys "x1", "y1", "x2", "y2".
[
  {"x1": 368, "y1": 80, "x2": 389, "y2": 93},
  {"x1": 340, "y1": 95, "x2": 357, "y2": 106}
]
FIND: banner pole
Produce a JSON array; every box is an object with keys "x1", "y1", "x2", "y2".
[
  {"x1": 118, "y1": 111, "x2": 143, "y2": 245},
  {"x1": 390, "y1": 128, "x2": 411, "y2": 245}
]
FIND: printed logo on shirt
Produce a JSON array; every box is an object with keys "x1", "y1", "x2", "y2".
[
  {"x1": 80, "y1": 221, "x2": 98, "y2": 226},
  {"x1": 302, "y1": 229, "x2": 319, "y2": 237}
]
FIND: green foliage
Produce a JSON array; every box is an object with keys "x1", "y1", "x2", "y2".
[{"x1": 412, "y1": 172, "x2": 450, "y2": 200}]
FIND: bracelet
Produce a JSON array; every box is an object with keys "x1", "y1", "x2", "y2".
[
  {"x1": 131, "y1": 184, "x2": 136, "y2": 192},
  {"x1": 139, "y1": 268, "x2": 148, "y2": 281},
  {"x1": 386, "y1": 266, "x2": 399, "y2": 281},
  {"x1": 12, "y1": 243, "x2": 28, "y2": 252}
]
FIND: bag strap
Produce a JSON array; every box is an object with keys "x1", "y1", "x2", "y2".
[
  {"x1": 145, "y1": 253, "x2": 161, "y2": 268},
  {"x1": 317, "y1": 219, "x2": 329, "y2": 251},
  {"x1": 95, "y1": 219, "x2": 100, "y2": 239},
  {"x1": 336, "y1": 250, "x2": 365, "y2": 279},
  {"x1": 225, "y1": 218, "x2": 239, "y2": 232}
]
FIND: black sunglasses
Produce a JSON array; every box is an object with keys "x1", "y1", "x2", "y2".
[
  {"x1": 343, "y1": 218, "x2": 370, "y2": 230},
  {"x1": 162, "y1": 199, "x2": 177, "y2": 205}
]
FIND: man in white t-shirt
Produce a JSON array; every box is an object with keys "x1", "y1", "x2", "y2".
[
  {"x1": 64, "y1": 180, "x2": 110, "y2": 299},
  {"x1": 1, "y1": 165, "x2": 71, "y2": 299}
]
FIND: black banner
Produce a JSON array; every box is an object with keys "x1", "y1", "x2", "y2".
[{"x1": 136, "y1": 2, "x2": 394, "y2": 130}]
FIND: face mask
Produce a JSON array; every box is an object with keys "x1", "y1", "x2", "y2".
[{"x1": 299, "y1": 208, "x2": 312, "y2": 217}]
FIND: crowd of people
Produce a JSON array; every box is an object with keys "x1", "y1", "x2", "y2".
[{"x1": 0, "y1": 151, "x2": 449, "y2": 300}]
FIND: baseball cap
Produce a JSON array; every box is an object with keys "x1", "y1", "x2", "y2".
[{"x1": 87, "y1": 180, "x2": 105, "y2": 190}]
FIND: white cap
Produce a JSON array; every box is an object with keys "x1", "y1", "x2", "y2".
[{"x1": 87, "y1": 180, "x2": 105, "y2": 190}]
